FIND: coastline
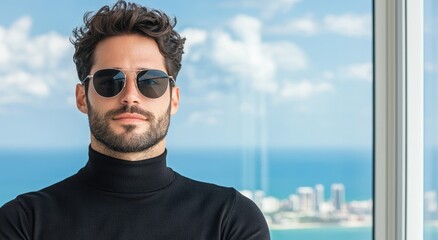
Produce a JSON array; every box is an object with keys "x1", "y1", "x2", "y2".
[{"x1": 269, "y1": 221, "x2": 372, "y2": 230}]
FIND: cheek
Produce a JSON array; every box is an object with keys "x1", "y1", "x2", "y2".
[
  {"x1": 87, "y1": 95, "x2": 118, "y2": 115},
  {"x1": 143, "y1": 97, "x2": 171, "y2": 116},
  {"x1": 147, "y1": 100, "x2": 169, "y2": 114}
]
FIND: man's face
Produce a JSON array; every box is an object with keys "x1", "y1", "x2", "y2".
[{"x1": 75, "y1": 34, "x2": 179, "y2": 154}]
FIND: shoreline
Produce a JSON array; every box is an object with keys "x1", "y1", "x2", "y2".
[
  {"x1": 269, "y1": 222, "x2": 372, "y2": 230},
  {"x1": 270, "y1": 220, "x2": 438, "y2": 231}
]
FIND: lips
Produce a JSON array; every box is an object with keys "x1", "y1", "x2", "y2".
[{"x1": 112, "y1": 113, "x2": 147, "y2": 122}]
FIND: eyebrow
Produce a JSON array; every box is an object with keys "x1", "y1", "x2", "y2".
[{"x1": 112, "y1": 67, "x2": 150, "y2": 71}]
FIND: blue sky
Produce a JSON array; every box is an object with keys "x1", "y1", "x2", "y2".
[
  {"x1": 0, "y1": 0, "x2": 374, "y2": 150},
  {"x1": 425, "y1": 0, "x2": 438, "y2": 150}
]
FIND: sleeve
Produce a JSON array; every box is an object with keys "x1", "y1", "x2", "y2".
[
  {"x1": 222, "y1": 190, "x2": 271, "y2": 240},
  {"x1": 0, "y1": 198, "x2": 32, "y2": 240}
]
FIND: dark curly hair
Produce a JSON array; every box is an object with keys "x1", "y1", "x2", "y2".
[{"x1": 70, "y1": 0, "x2": 185, "y2": 84}]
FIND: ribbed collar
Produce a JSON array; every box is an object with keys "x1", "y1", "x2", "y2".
[{"x1": 78, "y1": 146, "x2": 174, "y2": 193}]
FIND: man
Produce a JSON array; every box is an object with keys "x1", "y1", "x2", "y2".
[{"x1": 0, "y1": 1, "x2": 270, "y2": 239}]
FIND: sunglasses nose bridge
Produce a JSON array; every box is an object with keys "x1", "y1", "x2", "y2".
[{"x1": 119, "y1": 71, "x2": 142, "y2": 103}]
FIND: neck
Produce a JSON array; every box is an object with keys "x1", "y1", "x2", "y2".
[
  {"x1": 79, "y1": 146, "x2": 174, "y2": 193},
  {"x1": 90, "y1": 136, "x2": 166, "y2": 161}
]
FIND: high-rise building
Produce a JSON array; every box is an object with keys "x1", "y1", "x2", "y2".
[
  {"x1": 331, "y1": 183, "x2": 345, "y2": 211},
  {"x1": 289, "y1": 194, "x2": 300, "y2": 212},
  {"x1": 315, "y1": 184, "x2": 324, "y2": 212},
  {"x1": 297, "y1": 187, "x2": 314, "y2": 212}
]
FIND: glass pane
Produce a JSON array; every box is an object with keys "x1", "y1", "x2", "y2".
[
  {"x1": 0, "y1": 1, "x2": 373, "y2": 239},
  {"x1": 165, "y1": 1, "x2": 374, "y2": 239},
  {"x1": 424, "y1": 0, "x2": 438, "y2": 239}
]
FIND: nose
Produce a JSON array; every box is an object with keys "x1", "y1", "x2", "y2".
[{"x1": 119, "y1": 73, "x2": 141, "y2": 105}]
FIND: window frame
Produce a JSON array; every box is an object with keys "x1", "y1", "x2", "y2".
[{"x1": 374, "y1": 0, "x2": 424, "y2": 239}]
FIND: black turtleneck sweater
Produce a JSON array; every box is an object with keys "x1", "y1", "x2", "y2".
[{"x1": 0, "y1": 148, "x2": 270, "y2": 240}]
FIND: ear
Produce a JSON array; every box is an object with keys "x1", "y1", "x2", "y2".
[
  {"x1": 75, "y1": 84, "x2": 88, "y2": 114},
  {"x1": 170, "y1": 86, "x2": 180, "y2": 115}
]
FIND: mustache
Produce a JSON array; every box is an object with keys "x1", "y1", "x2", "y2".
[{"x1": 105, "y1": 105, "x2": 155, "y2": 121}]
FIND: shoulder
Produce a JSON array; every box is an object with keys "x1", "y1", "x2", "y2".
[
  {"x1": 172, "y1": 172, "x2": 237, "y2": 200},
  {"x1": 172, "y1": 173, "x2": 270, "y2": 240},
  {"x1": 0, "y1": 196, "x2": 31, "y2": 239},
  {"x1": 0, "y1": 174, "x2": 80, "y2": 238},
  {"x1": 172, "y1": 172, "x2": 260, "y2": 210},
  {"x1": 221, "y1": 191, "x2": 271, "y2": 240},
  {"x1": 1, "y1": 174, "x2": 79, "y2": 216}
]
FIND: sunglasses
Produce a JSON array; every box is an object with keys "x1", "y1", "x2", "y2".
[{"x1": 81, "y1": 68, "x2": 175, "y2": 98}]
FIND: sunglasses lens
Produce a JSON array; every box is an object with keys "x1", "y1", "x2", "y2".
[
  {"x1": 137, "y1": 70, "x2": 170, "y2": 98},
  {"x1": 93, "y1": 69, "x2": 125, "y2": 97}
]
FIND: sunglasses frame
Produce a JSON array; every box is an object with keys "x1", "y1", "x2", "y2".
[{"x1": 80, "y1": 68, "x2": 175, "y2": 99}]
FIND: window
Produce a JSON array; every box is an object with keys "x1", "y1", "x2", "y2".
[{"x1": 0, "y1": 1, "x2": 374, "y2": 239}]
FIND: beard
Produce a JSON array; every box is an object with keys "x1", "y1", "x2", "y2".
[{"x1": 87, "y1": 102, "x2": 171, "y2": 153}]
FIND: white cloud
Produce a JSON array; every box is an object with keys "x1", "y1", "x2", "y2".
[
  {"x1": 210, "y1": 15, "x2": 307, "y2": 94},
  {"x1": 264, "y1": 41, "x2": 307, "y2": 71},
  {"x1": 269, "y1": 16, "x2": 319, "y2": 35},
  {"x1": 0, "y1": 16, "x2": 73, "y2": 105},
  {"x1": 30, "y1": 32, "x2": 71, "y2": 69},
  {"x1": 324, "y1": 14, "x2": 372, "y2": 37},
  {"x1": 344, "y1": 63, "x2": 373, "y2": 81},
  {"x1": 0, "y1": 71, "x2": 49, "y2": 105},
  {"x1": 211, "y1": 15, "x2": 276, "y2": 93},
  {"x1": 280, "y1": 81, "x2": 334, "y2": 100},
  {"x1": 211, "y1": 31, "x2": 248, "y2": 70},
  {"x1": 180, "y1": 28, "x2": 207, "y2": 60},
  {"x1": 229, "y1": 15, "x2": 261, "y2": 41}
]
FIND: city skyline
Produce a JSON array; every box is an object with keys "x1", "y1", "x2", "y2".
[{"x1": 241, "y1": 182, "x2": 373, "y2": 229}]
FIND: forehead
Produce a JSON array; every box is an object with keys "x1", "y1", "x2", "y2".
[{"x1": 92, "y1": 34, "x2": 166, "y2": 72}]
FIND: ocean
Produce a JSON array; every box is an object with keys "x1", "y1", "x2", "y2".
[
  {"x1": 0, "y1": 147, "x2": 373, "y2": 202},
  {"x1": 271, "y1": 227, "x2": 372, "y2": 240}
]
